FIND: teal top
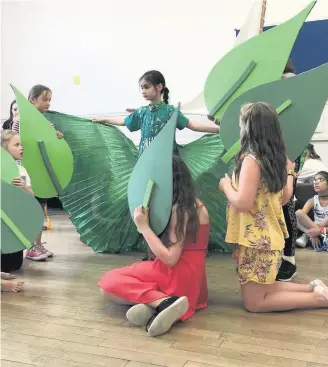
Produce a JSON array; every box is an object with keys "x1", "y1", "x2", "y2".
[{"x1": 124, "y1": 101, "x2": 189, "y2": 154}]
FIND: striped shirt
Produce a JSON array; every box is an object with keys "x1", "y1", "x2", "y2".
[{"x1": 12, "y1": 120, "x2": 20, "y2": 134}]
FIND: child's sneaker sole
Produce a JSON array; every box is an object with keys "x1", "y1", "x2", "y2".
[
  {"x1": 25, "y1": 253, "x2": 48, "y2": 261},
  {"x1": 126, "y1": 304, "x2": 154, "y2": 326},
  {"x1": 147, "y1": 297, "x2": 188, "y2": 337}
]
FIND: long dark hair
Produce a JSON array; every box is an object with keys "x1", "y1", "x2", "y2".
[
  {"x1": 235, "y1": 102, "x2": 287, "y2": 193},
  {"x1": 307, "y1": 143, "x2": 321, "y2": 160},
  {"x1": 161, "y1": 154, "x2": 200, "y2": 247},
  {"x1": 2, "y1": 100, "x2": 17, "y2": 130},
  {"x1": 28, "y1": 84, "x2": 52, "y2": 101},
  {"x1": 139, "y1": 70, "x2": 170, "y2": 104}
]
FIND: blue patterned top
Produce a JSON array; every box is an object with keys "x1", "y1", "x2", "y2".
[{"x1": 124, "y1": 101, "x2": 189, "y2": 154}]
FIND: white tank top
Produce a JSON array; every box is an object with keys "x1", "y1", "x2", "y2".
[{"x1": 313, "y1": 195, "x2": 328, "y2": 224}]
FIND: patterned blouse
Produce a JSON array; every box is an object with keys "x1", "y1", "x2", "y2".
[
  {"x1": 124, "y1": 101, "x2": 189, "y2": 154},
  {"x1": 225, "y1": 155, "x2": 288, "y2": 251}
]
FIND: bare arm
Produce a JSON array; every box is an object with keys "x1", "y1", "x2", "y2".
[
  {"x1": 221, "y1": 156, "x2": 260, "y2": 212},
  {"x1": 92, "y1": 117, "x2": 125, "y2": 126},
  {"x1": 300, "y1": 198, "x2": 315, "y2": 215},
  {"x1": 281, "y1": 175, "x2": 295, "y2": 206},
  {"x1": 319, "y1": 217, "x2": 328, "y2": 227},
  {"x1": 187, "y1": 120, "x2": 220, "y2": 134},
  {"x1": 136, "y1": 206, "x2": 184, "y2": 268}
]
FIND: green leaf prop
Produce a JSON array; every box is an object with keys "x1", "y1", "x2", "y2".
[
  {"x1": 128, "y1": 107, "x2": 179, "y2": 235},
  {"x1": 220, "y1": 62, "x2": 328, "y2": 162},
  {"x1": 11, "y1": 85, "x2": 74, "y2": 198},
  {"x1": 0, "y1": 147, "x2": 19, "y2": 184},
  {"x1": 1, "y1": 179, "x2": 44, "y2": 254},
  {"x1": 204, "y1": 1, "x2": 316, "y2": 121}
]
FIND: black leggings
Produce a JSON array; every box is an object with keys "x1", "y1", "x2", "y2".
[
  {"x1": 1, "y1": 251, "x2": 24, "y2": 273},
  {"x1": 282, "y1": 199, "x2": 297, "y2": 257}
]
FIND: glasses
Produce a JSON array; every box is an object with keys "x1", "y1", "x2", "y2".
[{"x1": 313, "y1": 178, "x2": 327, "y2": 184}]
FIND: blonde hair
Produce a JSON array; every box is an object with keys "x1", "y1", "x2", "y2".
[{"x1": 1, "y1": 130, "x2": 18, "y2": 150}]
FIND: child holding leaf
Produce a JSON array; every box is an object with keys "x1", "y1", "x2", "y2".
[
  {"x1": 219, "y1": 102, "x2": 328, "y2": 312},
  {"x1": 98, "y1": 154, "x2": 210, "y2": 337},
  {"x1": 28, "y1": 85, "x2": 64, "y2": 233},
  {"x1": 1, "y1": 131, "x2": 49, "y2": 262}
]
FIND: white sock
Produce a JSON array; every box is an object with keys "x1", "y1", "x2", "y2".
[
  {"x1": 310, "y1": 279, "x2": 327, "y2": 289},
  {"x1": 282, "y1": 255, "x2": 296, "y2": 265},
  {"x1": 314, "y1": 285, "x2": 328, "y2": 300}
]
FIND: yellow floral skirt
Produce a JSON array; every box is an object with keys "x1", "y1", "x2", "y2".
[{"x1": 235, "y1": 245, "x2": 282, "y2": 285}]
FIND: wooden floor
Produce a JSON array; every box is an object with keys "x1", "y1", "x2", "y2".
[{"x1": 1, "y1": 210, "x2": 328, "y2": 367}]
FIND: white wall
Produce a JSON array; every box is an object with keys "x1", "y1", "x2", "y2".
[{"x1": 1, "y1": 0, "x2": 328, "y2": 163}]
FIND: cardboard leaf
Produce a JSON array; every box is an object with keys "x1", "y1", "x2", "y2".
[
  {"x1": 12, "y1": 86, "x2": 74, "y2": 198},
  {"x1": 0, "y1": 147, "x2": 19, "y2": 184},
  {"x1": 128, "y1": 108, "x2": 179, "y2": 235},
  {"x1": 1, "y1": 180, "x2": 44, "y2": 254},
  {"x1": 204, "y1": 1, "x2": 316, "y2": 120},
  {"x1": 220, "y1": 62, "x2": 328, "y2": 162}
]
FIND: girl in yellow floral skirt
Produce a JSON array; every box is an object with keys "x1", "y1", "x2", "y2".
[{"x1": 219, "y1": 102, "x2": 328, "y2": 312}]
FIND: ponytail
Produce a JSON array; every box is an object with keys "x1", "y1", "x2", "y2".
[
  {"x1": 163, "y1": 87, "x2": 170, "y2": 104},
  {"x1": 139, "y1": 70, "x2": 170, "y2": 104}
]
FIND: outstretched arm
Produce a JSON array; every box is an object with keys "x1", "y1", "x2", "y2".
[
  {"x1": 92, "y1": 117, "x2": 125, "y2": 126},
  {"x1": 187, "y1": 120, "x2": 220, "y2": 134}
]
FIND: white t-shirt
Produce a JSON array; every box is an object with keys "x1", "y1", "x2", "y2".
[
  {"x1": 18, "y1": 165, "x2": 32, "y2": 187},
  {"x1": 313, "y1": 195, "x2": 328, "y2": 224},
  {"x1": 297, "y1": 159, "x2": 328, "y2": 183}
]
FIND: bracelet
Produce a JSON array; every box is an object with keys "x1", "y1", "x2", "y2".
[
  {"x1": 320, "y1": 226, "x2": 327, "y2": 236},
  {"x1": 288, "y1": 169, "x2": 296, "y2": 178}
]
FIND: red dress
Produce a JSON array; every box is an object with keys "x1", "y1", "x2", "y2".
[{"x1": 97, "y1": 223, "x2": 210, "y2": 320}]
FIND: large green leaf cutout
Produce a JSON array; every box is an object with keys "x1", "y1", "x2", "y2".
[
  {"x1": 12, "y1": 86, "x2": 74, "y2": 198},
  {"x1": 128, "y1": 108, "x2": 179, "y2": 235},
  {"x1": 204, "y1": 1, "x2": 316, "y2": 121},
  {"x1": 220, "y1": 62, "x2": 328, "y2": 162},
  {"x1": 1, "y1": 147, "x2": 19, "y2": 184},
  {"x1": 1, "y1": 179, "x2": 44, "y2": 254}
]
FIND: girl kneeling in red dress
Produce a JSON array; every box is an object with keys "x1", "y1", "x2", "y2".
[{"x1": 97, "y1": 154, "x2": 210, "y2": 337}]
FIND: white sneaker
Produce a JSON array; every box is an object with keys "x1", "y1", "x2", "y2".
[{"x1": 296, "y1": 233, "x2": 310, "y2": 248}]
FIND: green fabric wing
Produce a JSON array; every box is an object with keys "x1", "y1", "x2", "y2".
[
  {"x1": 204, "y1": 1, "x2": 316, "y2": 121},
  {"x1": 178, "y1": 134, "x2": 234, "y2": 252},
  {"x1": 44, "y1": 111, "x2": 139, "y2": 253}
]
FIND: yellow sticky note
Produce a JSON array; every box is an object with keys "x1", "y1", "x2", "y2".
[{"x1": 73, "y1": 76, "x2": 80, "y2": 85}]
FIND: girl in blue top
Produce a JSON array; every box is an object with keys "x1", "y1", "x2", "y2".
[{"x1": 92, "y1": 70, "x2": 220, "y2": 154}]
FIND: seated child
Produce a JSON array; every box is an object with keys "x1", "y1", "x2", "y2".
[
  {"x1": 97, "y1": 154, "x2": 210, "y2": 337},
  {"x1": 296, "y1": 171, "x2": 328, "y2": 251}
]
